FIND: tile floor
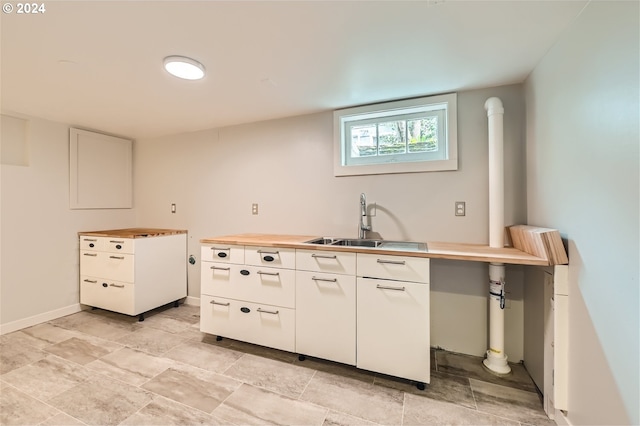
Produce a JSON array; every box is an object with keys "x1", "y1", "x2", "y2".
[{"x1": 0, "y1": 304, "x2": 554, "y2": 425}]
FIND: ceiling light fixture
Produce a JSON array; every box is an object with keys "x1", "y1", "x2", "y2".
[{"x1": 163, "y1": 55, "x2": 205, "y2": 80}]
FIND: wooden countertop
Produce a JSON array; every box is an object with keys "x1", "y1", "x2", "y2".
[
  {"x1": 79, "y1": 228, "x2": 187, "y2": 238},
  {"x1": 201, "y1": 226, "x2": 568, "y2": 266}
]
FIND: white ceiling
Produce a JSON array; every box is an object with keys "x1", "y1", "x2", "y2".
[{"x1": 1, "y1": 1, "x2": 587, "y2": 140}]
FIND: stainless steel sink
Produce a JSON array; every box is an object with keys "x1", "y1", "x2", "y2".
[
  {"x1": 304, "y1": 237, "x2": 343, "y2": 245},
  {"x1": 303, "y1": 237, "x2": 427, "y2": 252},
  {"x1": 332, "y1": 239, "x2": 382, "y2": 248}
]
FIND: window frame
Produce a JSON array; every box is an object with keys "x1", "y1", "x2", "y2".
[{"x1": 333, "y1": 93, "x2": 458, "y2": 176}]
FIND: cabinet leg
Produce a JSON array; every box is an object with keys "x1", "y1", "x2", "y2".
[
  {"x1": 173, "y1": 300, "x2": 179, "y2": 308},
  {"x1": 216, "y1": 336, "x2": 223, "y2": 342},
  {"x1": 138, "y1": 313, "x2": 145, "y2": 322},
  {"x1": 298, "y1": 355, "x2": 306, "y2": 361},
  {"x1": 416, "y1": 382, "x2": 426, "y2": 391}
]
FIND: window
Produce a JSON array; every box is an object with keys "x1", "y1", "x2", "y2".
[{"x1": 334, "y1": 93, "x2": 457, "y2": 176}]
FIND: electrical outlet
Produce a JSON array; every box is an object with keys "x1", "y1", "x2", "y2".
[
  {"x1": 455, "y1": 201, "x2": 465, "y2": 216},
  {"x1": 252, "y1": 203, "x2": 258, "y2": 215}
]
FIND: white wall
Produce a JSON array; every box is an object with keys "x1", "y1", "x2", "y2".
[
  {"x1": 525, "y1": 1, "x2": 639, "y2": 424},
  {"x1": 0, "y1": 116, "x2": 136, "y2": 332},
  {"x1": 135, "y1": 84, "x2": 527, "y2": 359}
]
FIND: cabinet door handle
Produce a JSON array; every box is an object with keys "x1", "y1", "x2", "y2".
[
  {"x1": 210, "y1": 266, "x2": 231, "y2": 271},
  {"x1": 83, "y1": 279, "x2": 97, "y2": 283},
  {"x1": 109, "y1": 256, "x2": 125, "y2": 260},
  {"x1": 109, "y1": 284, "x2": 125, "y2": 288},
  {"x1": 376, "y1": 284, "x2": 406, "y2": 291},
  {"x1": 312, "y1": 276, "x2": 338, "y2": 283},
  {"x1": 257, "y1": 271, "x2": 280, "y2": 276},
  {"x1": 83, "y1": 253, "x2": 97, "y2": 257},
  {"x1": 257, "y1": 308, "x2": 279, "y2": 315},
  {"x1": 311, "y1": 254, "x2": 337, "y2": 259},
  {"x1": 210, "y1": 300, "x2": 230, "y2": 307},
  {"x1": 376, "y1": 259, "x2": 406, "y2": 265}
]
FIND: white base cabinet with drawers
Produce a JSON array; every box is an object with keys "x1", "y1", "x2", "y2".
[
  {"x1": 199, "y1": 243, "x2": 430, "y2": 387},
  {"x1": 79, "y1": 231, "x2": 187, "y2": 320},
  {"x1": 200, "y1": 244, "x2": 296, "y2": 352}
]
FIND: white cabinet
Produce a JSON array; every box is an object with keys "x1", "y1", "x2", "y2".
[
  {"x1": 200, "y1": 244, "x2": 296, "y2": 352},
  {"x1": 199, "y1": 242, "x2": 430, "y2": 387},
  {"x1": 295, "y1": 249, "x2": 356, "y2": 365},
  {"x1": 79, "y1": 230, "x2": 187, "y2": 320},
  {"x1": 356, "y1": 253, "x2": 430, "y2": 385}
]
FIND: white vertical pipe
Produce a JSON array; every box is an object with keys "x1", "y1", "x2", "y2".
[
  {"x1": 483, "y1": 97, "x2": 511, "y2": 375},
  {"x1": 486, "y1": 98, "x2": 504, "y2": 250}
]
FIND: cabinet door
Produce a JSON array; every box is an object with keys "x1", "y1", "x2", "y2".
[
  {"x1": 357, "y1": 277, "x2": 430, "y2": 383},
  {"x1": 295, "y1": 271, "x2": 356, "y2": 365}
]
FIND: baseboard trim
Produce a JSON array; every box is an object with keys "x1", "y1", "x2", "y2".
[
  {"x1": 183, "y1": 296, "x2": 200, "y2": 307},
  {"x1": 554, "y1": 410, "x2": 571, "y2": 426},
  {"x1": 0, "y1": 303, "x2": 83, "y2": 335}
]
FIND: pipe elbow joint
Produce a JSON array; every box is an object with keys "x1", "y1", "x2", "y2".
[{"x1": 485, "y1": 97, "x2": 504, "y2": 116}]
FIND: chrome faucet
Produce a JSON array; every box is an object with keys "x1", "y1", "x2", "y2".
[{"x1": 359, "y1": 193, "x2": 371, "y2": 239}]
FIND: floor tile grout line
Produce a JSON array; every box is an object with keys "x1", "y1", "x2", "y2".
[{"x1": 1, "y1": 375, "x2": 89, "y2": 425}]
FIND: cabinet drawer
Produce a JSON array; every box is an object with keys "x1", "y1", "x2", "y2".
[
  {"x1": 245, "y1": 247, "x2": 295, "y2": 269},
  {"x1": 357, "y1": 253, "x2": 429, "y2": 284},
  {"x1": 200, "y1": 295, "x2": 295, "y2": 352},
  {"x1": 80, "y1": 251, "x2": 135, "y2": 283},
  {"x1": 80, "y1": 276, "x2": 134, "y2": 315},
  {"x1": 295, "y1": 270, "x2": 356, "y2": 365},
  {"x1": 79, "y1": 236, "x2": 103, "y2": 251},
  {"x1": 201, "y1": 244, "x2": 244, "y2": 264},
  {"x1": 201, "y1": 263, "x2": 295, "y2": 308},
  {"x1": 104, "y1": 238, "x2": 134, "y2": 254},
  {"x1": 296, "y1": 249, "x2": 356, "y2": 275},
  {"x1": 357, "y1": 277, "x2": 430, "y2": 383}
]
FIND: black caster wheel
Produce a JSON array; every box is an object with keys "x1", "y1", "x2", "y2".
[
  {"x1": 298, "y1": 355, "x2": 306, "y2": 361},
  {"x1": 173, "y1": 300, "x2": 179, "y2": 308},
  {"x1": 138, "y1": 314, "x2": 145, "y2": 322},
  {"x1": 216, "y1": 336, "x2": 223, "y2": 342},
  {"x1": 416, "y1": 382, "x2": 426, "y2": 391}
]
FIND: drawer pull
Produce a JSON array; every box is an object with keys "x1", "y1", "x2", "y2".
[
  {"x1": 83, "y1": 253, "x2": 97, "y2": 257},
  {"x1": 312, "y1": 276, "x2": 338, "y2": 283},
  {"x1": 311, "y1": 254, "x2": 337, "y2": 259},
  {"x1": 257, "y1": 250, "x2": 279, "y2": 255},
  {"x1": 257, "y1": 271, "x2": 280, "y2": 277},
  {"x1": 376, "y1": 259, "x2": 406, "y2": 265},
  {"x1": 211, "y1": 247, "x2": 230, "y2": 251},
  {"x1": 109, "y1": 256, "x2": 125, "y2": 260},
  {"x1": 210, "y1": 300, "x2": 231, "y2": 307},
  {"x1": 257, "y1": 308, "x2": 279, "y2": 315},
  {"x1": 211, "y1": 266, "x2": 231, "y2": 271},
  {"x1": 83, "y1": 238, "x2": 98, "y2": 241},
  {"x1": 83, "y1": 279, "x2": 97, "y2": 283},
  {"x1": 376, "y1": 284, "x2": 406, "y2": 291},
  {"x1": 109, "y1": 284, "x2": 125, "y2": 288},
  {"x1": 109, "y1": 240, "x2": 124, "y2": 244}
]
